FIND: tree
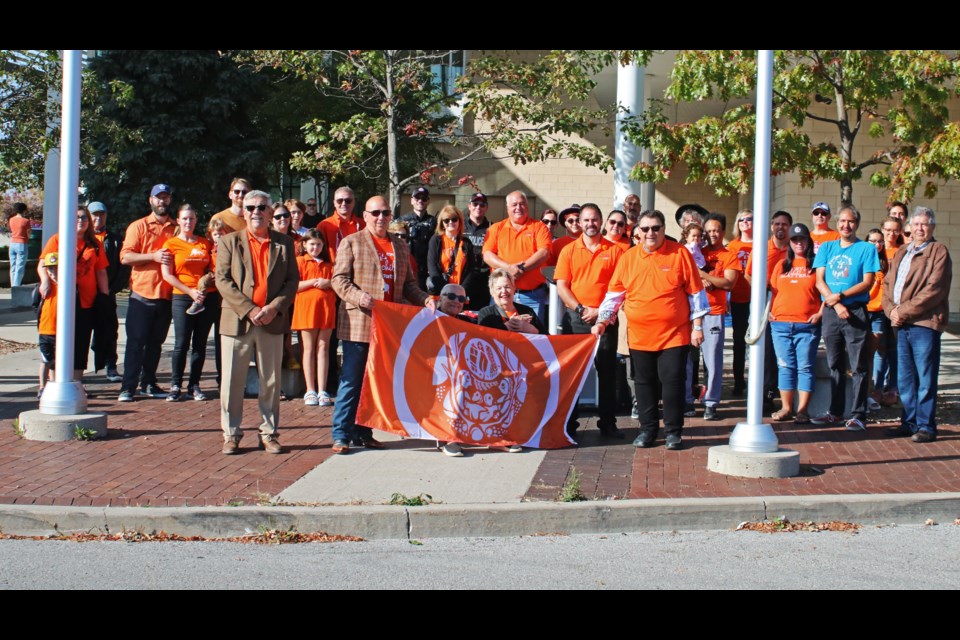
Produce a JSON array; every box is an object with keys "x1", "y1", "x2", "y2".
[
  {"x1": 0, "y1": 50, "x2": 60, "y2": 190},
  {"x1": 243, "y1": 50, "x2": 653, "y2": 209},
  {"x1": 81, "y1": 50, "x2": 275, "y2": 226},
  {"x1": 623, "y1": 50, "x2": 960, "y2": 206}
]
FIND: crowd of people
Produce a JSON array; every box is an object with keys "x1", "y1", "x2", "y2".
[{"x1": 21, "y1": 180, "x2": 952, "y2": 454}]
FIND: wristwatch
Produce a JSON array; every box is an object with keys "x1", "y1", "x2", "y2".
[
  {"x1": 516, "y1": 263, "x2": 527, "y2": 273},
  {"x1": 575, "y1": 303, "x2": 585, "y2": 316}
]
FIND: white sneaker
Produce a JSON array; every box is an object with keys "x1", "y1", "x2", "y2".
[
  {"x1": 441, "y1": 442, "x2": 464, "y2": 457},
  {"x1": 867, "y1": 397, "x2": 881, "y2": 412},
  {"x1": 303, "y1": 391, "x2": 319, "y2": 406},
  {"x1": 844, "y1": 418, "x2": 866, "y2": 431}
]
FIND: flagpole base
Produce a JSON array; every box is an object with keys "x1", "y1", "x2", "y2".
[
  {"x1": 707, "y1": 444, "x2": 800, "y2": 479},
  {"x1": 18, "y1": 409, "x2": 107, "y2": 442},
  {"x1": 39, "y1": 381, "x2": 87, "y2": 415}
]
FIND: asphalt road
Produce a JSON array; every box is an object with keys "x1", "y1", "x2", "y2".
[{"x1": 2, "y1": 525, "x2": 958, "y2": 589}]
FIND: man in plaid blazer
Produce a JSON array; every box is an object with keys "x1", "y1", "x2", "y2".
[{"x1": 331, "y1": 194, "x2": 436, "y2": 454}]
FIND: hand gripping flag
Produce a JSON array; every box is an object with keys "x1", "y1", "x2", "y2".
[{"x1": 356, "y1": 301, "x2": 599, "y2": 448}]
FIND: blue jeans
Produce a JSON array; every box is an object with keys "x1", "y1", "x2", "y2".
[
  {"x1": 9, "y1": 242, "x2": 27, "y2": 287},
  {"x1": 771, "y1": 321, "x2": 821, "y2": 392},
  {"x1": 897, "y1": 324, "x2": 941, "y2": 435},
  {"x1": 514, "y1": 284, "x2": 547, "y2": 326},
  {"x1": 331, "y1": 340, "x2": 372, "y2": 444},
  {"x1": 871, "y1": 312, "x2": 898, "y2": 392}
]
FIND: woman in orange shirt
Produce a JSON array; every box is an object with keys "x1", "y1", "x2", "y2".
[
  {"x1": 769, "y1": 223, "x2": 823, "y2": 423},
  {"x1": 873, "y1": 216, "x2": 902, "y2": 406},
  {"x1": 292, "y1": 229, "x2": 337, "y2": 407},
  {"x1": 161, "y1": 204, "x2": 216, "y2": 402},
  {"x1": 603, "y1": 210, "x2": 631, "y2": 247},
  {"x1": 426, "y1": 205, "x2": 476, "y2": 296},
  {"x1": 726, "y1": 209, "x2": 754, "y2": 396},
  {"x1": 37, "y1": 205, "x2": 109, "y2": 385}
]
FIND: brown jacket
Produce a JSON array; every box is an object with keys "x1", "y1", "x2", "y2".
[
  {"x1": 332, "y1": 229, "x2": 428, "y2": 342},
  {"x1": 882, "y1": 239, "x2": 952, "y2": 332},
  {"x1": 216, "y1": 230, "x2": 299, "y2": 336}
]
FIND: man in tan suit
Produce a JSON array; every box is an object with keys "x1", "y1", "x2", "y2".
[
  {"x1": 331, "y1": 194, "x2": 436, "y2": 454},
  {"x1": 216, "y1": 190, "x2": 299, "y2": 455}
]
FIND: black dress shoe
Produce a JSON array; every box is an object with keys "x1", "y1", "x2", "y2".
[
  {"x1": 911, "y1": 430, "x2": 936, "y2": 443},
  {"x1": 884, "y1": 425, "x2": 914, "y2": 438},
  {"x1": 599, "y1": 426, "x2": 626, "y2": 440},
  {"x1": 665, "y1": 436, "x2": 682, "y2": 451},
  {"x1": 633, "y1": 434, "x2": 655, "y2": 448},
  {"x1": 358, "y1": 438, "x2": 386, "y2": 449}
]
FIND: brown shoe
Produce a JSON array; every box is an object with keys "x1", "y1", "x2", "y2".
[
  {"x1": 222, "y1": 438, "x2": 240, "y2": 455},
  {"x1": 259, "y1": 434, "x2": 284, "y2": 454}
]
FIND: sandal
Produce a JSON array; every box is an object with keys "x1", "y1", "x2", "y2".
[
  {"x1": 771, "y1": 408, "x2": 793, "y2": 422},
  {"x1": 794, "y1": 411, "x2": 811, "y2": 425}
]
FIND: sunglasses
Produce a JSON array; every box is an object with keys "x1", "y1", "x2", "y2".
[
  {"x1": 608, "y1": 220, "x2": 626, "y2": 227},
  {"x1": 414, "y1": 196, "x2": 430, "y2": 201},
  {"x1": 77, "y1": 215, "x2": 90, "y2": 221},
  {"x1": 245, "y1": 204, "x2": 268, "y2": 213},
  {"x1": 543, "y1": 219, "x2": 558, "y2": 226},
  {"x1": 638, "y1": 225, "x2": 662, "y2": 233},
  {"x1": 366, "y1": 209, "x2": 392, "y2": 217},
  {"x1": 273, "y1": 213, "x2": 290, "y2": 220},
  {"x1": 443, "y1": 293, "x2": 467, "y2": 303},
  {"x1": 442, "y1": 218, "x2": 459, "y2": 225},
  {"x1": 739, "y1": 217, "x2": 753, "y2": 223},
  {"x1": 812, "y1": 211, "x2": 829, "y2": 217},
  {"x1": 335, "y1": 198, "x2": 353, "y2": 204},
  {"x1": 232, "y1": 189, "x2": 249, "y2": 196},
  {"x1": 470, "y1": 201, "x2": 487, "y2": 207}
]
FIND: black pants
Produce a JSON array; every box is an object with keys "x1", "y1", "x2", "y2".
[
  {"x1": 563, "y1": 309, "x2": 618, "y2": 434},
  {"x1": 170, "y1": 293, "x2": 218, "y2": 388},
  {"x1": 822, "y1": 304, "x2": 869, "y2": 420},
  {"x1": 121, "y1": 295, "x2": 172, "y2": 391},
  {"x1": 91, "y1": 293, "x2": 119, "y2": 372},
  {"x1": 730, "y1": 301, "x2": 749, "y2": 388},
  {"x1": 631, "y1": 345, "x2": 689, "y2": 440}
]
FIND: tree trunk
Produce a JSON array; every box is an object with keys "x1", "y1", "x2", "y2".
[{"x1": 384, "y1": 50, "x2": 400, "y2": 212}]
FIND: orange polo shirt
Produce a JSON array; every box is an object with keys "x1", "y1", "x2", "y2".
[
  {"x1": 547, "y1": 235, "x2": 577, "y2": 267},
  {"x1": 163, "y1": 236, "x2": 215, "y2": 294},
  {"x1": 40, "y1": 234, "x2": 109, "y2": 309},
  {"x1": 811, "y1": 228, "x2": 840, "y2": 254},
  {"x1": 745, "y1": 239, "x2": 789, "y2": 290},
  {"x1": 482, "y1": 217, "x2": 552, "y2": 290},
  {"x1": 725, "y1": 238, "x2": 752, "y2": 303},
  {"x1": 608, "y1": 239, "x2": 704, "y2": 352},
  {"x1": 121, "y1": 214, "x2": 176, "y2": 300},
  {"x1": 372, "y1": 234, "x2": 396, "y2": 302},
  {"x1": 702, "y1": 244, "x2": 742, "y2": 315},
  {"x1": 554, "y1": 236, "x2": 626, "y2": 308},
  {"x1": 770, "y1": 258, "x2": 821, "y2": 322},
  {"x1": 210, "y1": 207, "x2": 246, "y2": 234},
  {"x1": 318, "y1": 214, "x2": 365, "y2": 265},
  {"x1": 247, "y1": 231, "x2": 271, "y2": 308}
]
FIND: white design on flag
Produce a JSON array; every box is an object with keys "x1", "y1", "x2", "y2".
[{"x1": 433, "y1": 334, "x2": 527, "y2": 441}]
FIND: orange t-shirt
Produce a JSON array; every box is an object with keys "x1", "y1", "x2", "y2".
[
  {"x1": 319, "y1": 214, "x2": 365, "y2": 265},
  {"x1": 38, "y1": 281, "x2": 57, "y2": 335},
  {"x1": 745, "y1": 239, "x2": 789, "y2": 290},
  {"x1": 163, "y1": 236, "x2": 214, "y2": 294},
  {"x1": 247, "y1": 231, "x2": 271, "y2": 308},
  {"x1": 770, "y1": 258, "x2": 821, "y2": 322},
  {"x1": 372, "y1": 234, "x2": 396, "y2": 302},
  {"x1": 439, "y1": 234, "x2": 468, "y2": 284},
  {"x1": 482, "y1": 217, "x2": 552, "y2": 290},
  {"x1": 725, "y1": 238, "x2": 753, "y2": 303},
  {"x1": 292, "y1": 256, "x2": 336, "y2": 331},
  {"x1": 120, "y1": 214, "x2": 176, "y2": 299},
  {"x1": 608, "y1": 240, "x2": 704, "y2": 351},
  {"x1": 811, "y1": 228, "x2": 840, "y2": 254},
  {"x1": 554, "y1": 237, "x2": 626, "y2": 308},
  {"x1": 210, "y1": 207, "x2": 246, "y2": 234},
  {"x1": 702, "y1": 244, "x2": 742, "y2": 315},
  {"x1": 547, "y1": 235, "x2": 577, "y2": 267},
  {"x1": 9, "y1": 215, "x2": 32, "y2": 244},
  {"x1": 40, "y1": 234, "x2": 109, "y2": 309}
]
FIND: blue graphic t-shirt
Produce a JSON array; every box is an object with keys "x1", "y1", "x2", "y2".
[{"x1": 812, "y1": 238, "x2": 880, "y2": 304}]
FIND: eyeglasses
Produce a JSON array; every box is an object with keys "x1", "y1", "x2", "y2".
[
  {"x1": 638, "y1": 225, "x2": 662, "y2": 233},
  {"x1": 335, "y1": 198, "x2": 353, "y2": 205},
  {"x1": 77, "y1": 215, "x2": 90, "y2": 221},
  {"x1": 366, "y1": 209, "x2": 392, "y2": 217},
  {"x1": 443, "y1": 292, "x2": 468, "y2": 303},
  {"x1": 442, "y1": 218, "x2": 459, "y2": 225},
  {"x1": 273, "y1": 213, "x2": 290, "y2": 220},
  {"x1": 232, "y1": 189, "x2": 249, "y2": 196},
  {"x1": 608, "y1": 220, "x2": 626, "y2": 227},
  {"x1": 543, "y1": 219, "x2": 558, "y2": 226},
  {"x1": 245, "y1": 204, "x2": 268, "y2": 213}
]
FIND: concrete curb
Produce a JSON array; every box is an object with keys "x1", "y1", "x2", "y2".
[{"x1": 2, "y1": 493, "x2": 958, "y2": 540}]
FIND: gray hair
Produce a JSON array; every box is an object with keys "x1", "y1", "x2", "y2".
[
  {"x1": 334, "y1": 186, "x2": 354, "y2": 199},
  {"x1": 243, "y1": 190, "x2": 272, "y2": 206},
  {"x1": 837, "y1": 205, "x2": 861, "y2": 224},
  {"x1": 912, "y1": 206, "x2": 936, "y2": 225},
  {"x1": 488, "y1": 268, "x2": 515, "y2": 293}
]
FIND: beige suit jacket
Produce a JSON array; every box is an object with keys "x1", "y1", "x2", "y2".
[{"x1": 216, "y1": 230, "x2": 299, "y2": 336}]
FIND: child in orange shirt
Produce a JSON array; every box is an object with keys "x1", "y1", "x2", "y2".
[
  {"x1": 292, "y1": 229, "x2": 337, "y2": 406},
  {"x1": 36, "y1": 254, "x2": 59, "y2": 399}
]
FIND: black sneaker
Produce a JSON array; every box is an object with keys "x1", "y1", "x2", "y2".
[
  {"x1": 684, "y1": 404, "x2": 697, "y2": 417},
  {"x1": 105, "y1": 368, "x2": 123, "y2": 383},
  {"x1": 704, "y1": 405, "x2": 720, "y2": 421},
  {"x1": 142, "y1": 383, "x2": 166, "y2": 398},
  {"x1": 665, "y1": 435, "x2": 682, "y2": 450},
  {"x1": 118, "y1": 389, "x2": 135, "y2": 402},
  {"x1": 188, "y1": 384, "x2": 208, "y2": 401},
  {"x1": 166, "y1": 385, "x2": 181, "y2": 402}
]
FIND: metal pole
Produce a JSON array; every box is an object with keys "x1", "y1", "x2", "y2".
[
  {"x1": 728, "y1": 50, "x2": 776, "y2": 453},
  {"x1": 615, "y1": 63, "x2": 646, "y2": 209},
  {"x1": 40, "y1": 50, "x2": 86, "y2": 416}
]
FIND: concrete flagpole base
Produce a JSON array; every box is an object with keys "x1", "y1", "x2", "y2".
[
  {"x1": 707, "y1": 444, "x2": 800, "y2": 479},
  {"x1": 18, "y1": 410, "x2": 108, "y2": 442}
]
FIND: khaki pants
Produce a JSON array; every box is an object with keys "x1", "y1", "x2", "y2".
[{"x1": 221, "y1": 327, "x2": 283, "y2": 440}]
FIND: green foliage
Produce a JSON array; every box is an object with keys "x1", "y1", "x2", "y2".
[
  {"x1": 624, "y1": 50, "x2": 960, "y2": 205},
  {"x1": 0, "y1": 50, "x2": 61, "y2": 190},
  {"x1": 559, "y1": 468, "x2": 586, "y2": 502},
  {"x1": 11, "y1": 418, "x2": 23, "y2": 437},
  {"x1": 74, "y1": 425, "x2": 97, "y2": 441},
  {"x1": 388, "y1": 492, "x2": 433, "y2": 506}
]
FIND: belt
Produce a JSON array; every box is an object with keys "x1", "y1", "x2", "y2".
[{"x1": 517, "y1": 284, "x2": 546, "y2": 294}]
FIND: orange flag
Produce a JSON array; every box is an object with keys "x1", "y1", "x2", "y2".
[{"x1": 356, "y1": 301, "x2": 599, "y2": 449}]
